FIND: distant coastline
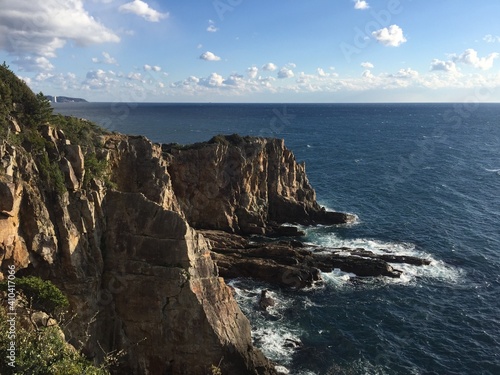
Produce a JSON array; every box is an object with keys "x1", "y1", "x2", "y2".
[{"x1": 45, "y1": 95, "x2": 88, "y2": 103}]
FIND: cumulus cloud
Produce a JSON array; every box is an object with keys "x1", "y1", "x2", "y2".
[
  {"x1": 207, "y1": 20, "x2": 218, "y2": 33},
  {"x1": 119, "y1": 0, "x2": 169, "y2": 22},
  {"x1": 200, "y1": 72, "x2": 224, "y2": 87},
  {"x1": 361, "y1": 62, "x2": 374, "y2": 69},
  {"x1": 391, "y1": 68, "x2": 419, "y2": 79},
  {"x1": 92, "y1": 51, "x2": 118, "y2": 65},
  {"x1": 144, "y1": 64, "x2": 161, "y2": 71},
  {"x1": 453, "y1": 48, "x2": 498, "y2": 70},
  {"x1": 372, "y1": 25, "x2": 407, "y2": 47},
  {"x1": 354, "y1": 0, "x2": 369, "y2": 10},
  {"x1": 262, "y1": 63, "x2": 277, "y2": 71},
  {"x1": 200, "y1": 51, "x2": 221, "y2": 61},
  {"x1": 362, "y1": 70, "x2": 374, "y2": 79},
  {"x1": 483, "y1": 34, "x2": 500, "y2": 43},
  {"x1": 317, "y1": 68, "x2": 327, "y2": 77},
  {"x1": 0, "y1": 0, "x2": 120, "y2": 71},
  {"x1": 277, "y1": 67, "x2": 294, "y2": 79},
  {"x1": 15, "y1": 56, "x2": 55, "y2": 72},
  {"x1": 127, "y1": 72, "x2": 144, "y2": 81},
  {"x1": 430, "y1": 59, "x2": 458, "y2": 73},
  {"x1": 83, "y1": 69, "x2": 118, "y2": 90},
  {"x1": 247, "y1": 66, "x2": 259, "y2": 79}
]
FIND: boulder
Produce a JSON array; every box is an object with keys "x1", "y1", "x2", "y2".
[{"x1": 259, "y1": 290, "x2": 276, "y2": 310}]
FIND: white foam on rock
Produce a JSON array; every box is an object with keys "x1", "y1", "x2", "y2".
[{"x1": 306, "y1": 230, "x2": 463, "y2": 286}]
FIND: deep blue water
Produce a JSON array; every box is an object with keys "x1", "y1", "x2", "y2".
[{"x1": 53, "y1": 103, "x2": 500, "y2": 375}]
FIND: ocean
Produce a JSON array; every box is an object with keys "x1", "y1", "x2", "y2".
[{"x1": 53, "y1": 102, "x2": 500, "y2": 375}]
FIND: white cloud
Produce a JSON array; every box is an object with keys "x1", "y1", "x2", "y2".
[
  {"x1": 430, "y1": 59, "x2": 458, "y2": 73},
  {"x1": 483, "y1": 35, "x2": 500, "y2": 43},
  {"x1": 200, "y1": 72, "x2": 224, "y2": 87},
  {"x1": 262, "y1": 63, "x2": 277, "y2": 71},
  {"x1": 454, "y1": 48, "x2": 499, "y2": 70},
  {"x1": 247, "y1": 66, "x2": 259, "y2": 79},
  {"x1": 278, "y1": 67, "x2": 294, "y2": 79},
  {"x1": 144, "y1": 64, "x2": 161, "y2": 71},
  {"x1": 0, "y1": 0, "x2": 120, "y2": 71},
  {"x1": 92, "y1": 51, "x2": 118, "y2": 65},
  {"x1": 362, "y1": 70, "x2": 374, "y2": 79},
  {"x1": 361, "y1": 62, "x2": 374, "y2": 69},
  {"x1": 200, "y1": 51, "x2": 221, "y2": 61},
  {"x1": 15, "y1": 56, "x2": 54, "y2": 71},
  {"x1": 127, "y1": 72, "x2": 144, "y2": 81},
  {"x1": 119, "y1": 0, "x2": 169, "y2": 22},
  {"x1": 372, "y1": 25, "x2": 407, "y2": 47},
  {"x1": 102, "y1": 52, "x2": 117, "y2": 65},
  {"x1": 83, "y1": 69, "x2": 118, "y2": 90},
  {"x1": 207, "y1": 20, "x2": 218, "y2": 33},
  {"x1": 224, "y1": 74, "x2": 245, "y2": 87},
  {"x1": 391, "y1": 68, "x2": 419, "y2": 79},
  {"x1": 317, "y1": 68, "x2": 327, "y2": 77},
  {"x1": 354, "y1": 0, "x2": 369, "y2": 10}
]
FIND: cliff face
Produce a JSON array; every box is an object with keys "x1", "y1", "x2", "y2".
[
  {"x1": 1, "y1": 130, "x2": 281, "y2": 374},
  {"x1": 164, "y1": 135, "x2": 353, "y2": 235}
]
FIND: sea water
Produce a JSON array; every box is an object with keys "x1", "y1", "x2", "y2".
[{"x1": 53, "y1": 103, "x2": 500, "y2": 375}]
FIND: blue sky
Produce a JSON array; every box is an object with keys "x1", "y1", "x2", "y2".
[{"x1": 1, "y1": 0, "x2": 500, "y2": 102}]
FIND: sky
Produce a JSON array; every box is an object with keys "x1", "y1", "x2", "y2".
[{"x1": 1, "y1": 0, "x2": 500, "y2": 102}]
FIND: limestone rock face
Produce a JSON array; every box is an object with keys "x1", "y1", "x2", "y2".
[{"x1": 165, "y1": 136, "x2": 354, "y2": 235}]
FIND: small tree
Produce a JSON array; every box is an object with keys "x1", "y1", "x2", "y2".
[{"x1": 35, "y1": 91, "x2": 54, "y2": 125}]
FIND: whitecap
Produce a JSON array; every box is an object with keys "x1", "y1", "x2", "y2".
[
  {"x1": 321, "y1": 268, "x2": 356, "y2": 287},
  {"x1": 274, "y1": 365, "x2": 290, "y2": 374},
  {"x1": 228, "y1": 279, "x2": 303, "y2": 365},
  {"x1": 305, "y1": 230, "x2": 463, "y2": 286}
]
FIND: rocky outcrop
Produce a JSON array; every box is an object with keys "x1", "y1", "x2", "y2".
[
  {"x1": 203, "y1": 230, "x2": 431, "y2": 288},
  {"x1": 0, "y1": 132, "x2": 279, "y2": 374},
  {"x1": 163, "y1": 135, "x2": 355, "y2": 235}
]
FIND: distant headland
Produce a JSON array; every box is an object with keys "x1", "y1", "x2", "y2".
[{"x1": 45, "y1": 95, "x2": 88, "y2": 103}]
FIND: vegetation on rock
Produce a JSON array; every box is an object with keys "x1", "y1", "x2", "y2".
[
  {"x1": 0, "y1": 277, "x2": 109, "y2": 374},
  {"x1": 0, "y1": 62, "x2": 109, "y2": 192}
]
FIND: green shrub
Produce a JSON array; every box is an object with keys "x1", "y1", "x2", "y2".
[
  {"x1": 84, "y1": 153, "x2": 108, "y2": 187},
  {"x1": 0, "y1": 306, "x2": 109, "y2": 375},
  {"x1": 4, "y1": 276, "x2": 69, "y2": 315}
]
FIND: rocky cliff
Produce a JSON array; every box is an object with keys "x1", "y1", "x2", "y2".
[
  {"x1": 1, "y1": 84, "x2": 362, "y2": 375},
  {"x1": 3, "y1": 124, "x2": 304, "y2": 373},
  {"x1": 163, "y1": 135, "x2": 354, "y2": 235}
]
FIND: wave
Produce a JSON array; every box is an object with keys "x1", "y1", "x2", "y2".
[
  {"x1": 229, "y1": 280, "x2": 303, "y2": 371},
  {"x1": 305, "y1": 229, "x2": 463, "y2": 285}
]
